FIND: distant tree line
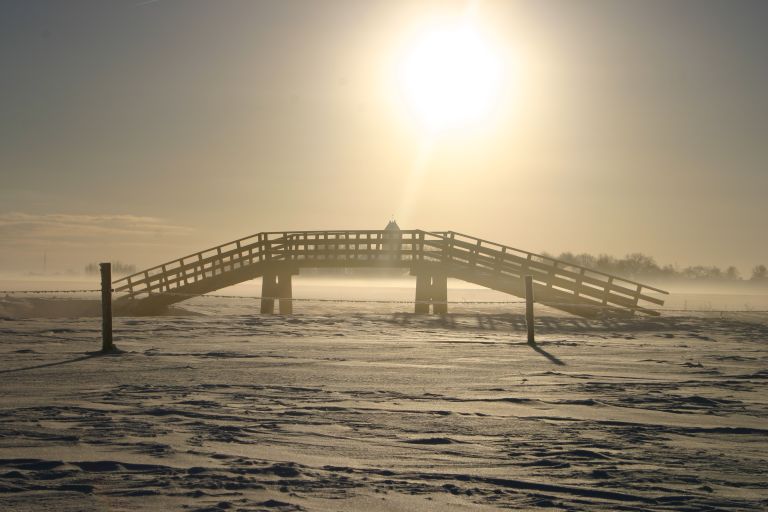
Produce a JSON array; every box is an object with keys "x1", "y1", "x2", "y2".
[
  {"x1": 541, "y1": 251, "x2": 768, "y2": 283},
  {"x1": 84, "y1": 262, "x2": 137, "y2": 276}
]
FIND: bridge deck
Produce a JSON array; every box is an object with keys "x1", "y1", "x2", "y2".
[{"x1": 112, "y1": 230, "x2": 668, "y2": 317}]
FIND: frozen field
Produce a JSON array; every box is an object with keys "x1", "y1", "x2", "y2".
[{"x1": 1, "y1": 279, "x2": 767, "y2": 511}]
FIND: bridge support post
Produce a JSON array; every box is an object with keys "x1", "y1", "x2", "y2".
[
  {"x1": 261, "y1": 269, "x2": 296, "y2": 315},
  {"x1": 415, "y1": 274, "x2": 431, "y2": 314},
  {"x1": 260, "y1": 274, "x2": 277, "y2": 314},
  {"x1": 432, "y1": 274, "x2": 448, "y2": 314},
  {"x1": 414, "y1": 271, "x2": 448, "y2": 314},
  {"x1": 277, "y1": 273, "x2": 293, "y2": 315}
]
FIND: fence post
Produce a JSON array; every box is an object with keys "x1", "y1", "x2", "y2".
[
  {"x1": 525, "y1": 275, "x2": 535, "y2": 343},
  {"x1": 100, "y1": 262, "x2": 115, "y2": 353}
]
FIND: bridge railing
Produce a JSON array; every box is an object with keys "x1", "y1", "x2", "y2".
[
  {"x1": 280, "y1": 230, "x2": 451, "y2": 264},
  {"x1": 113, "y1": 230, "x2": 436, "y2": 299},
  {"x1": 428, "y1": 231, "x2": 668, "y2": 313},
  {"x1": 281, "y1": 230, "x2": 414, "y2": 262},
  {"x1": 113, "y1": 233, "x2": 275, "y2": 299}
]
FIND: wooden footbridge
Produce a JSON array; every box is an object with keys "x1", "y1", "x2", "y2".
[{"x1": 112, "y1": 229, "x2": 668, "y2": 317}]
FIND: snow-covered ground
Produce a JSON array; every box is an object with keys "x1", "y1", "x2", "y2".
[{"x1": 1, "y1": 279, "x2": 767, "y2": 510}]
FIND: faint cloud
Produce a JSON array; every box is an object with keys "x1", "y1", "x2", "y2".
[{"x1": 0, "y1": 212, "x2": 193, "y2": 247}]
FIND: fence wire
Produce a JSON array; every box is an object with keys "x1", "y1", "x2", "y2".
[
  {"x1": 3, "y1": 288, "x2": 768, "y2": 314},
  {"x1": 1, "y1": 289, "x2": 101, "y2": 294}
]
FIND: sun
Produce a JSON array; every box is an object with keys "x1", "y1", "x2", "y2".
[{"x1": 399, "y1": 24, "x2": 502, "y2": 131}]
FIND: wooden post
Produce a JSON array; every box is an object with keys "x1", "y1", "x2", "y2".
[
  {"x1": 525, "y1": 275, "x2": 535, "y2": 344},
  {"x1": 432, "y1": 274, "x2": 448, "y2": 314},
  {"x1": 100, "y1": 262, "x2": 115, "y2": 353},
  {"x1": 260, "y1": 273, "x2": 277, "y2": 314},
  {"x1": 277, "y1": 273, "x2": 293, "y2": 315},
  {"x1": 414, "y1": 273, "x2": 431, "y2": 314}
]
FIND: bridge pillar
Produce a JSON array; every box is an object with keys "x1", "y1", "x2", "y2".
[
  {"x1": 432, "y1": 274, "x2": 448, "y2": 314},
  {"x1": 261, "y1": 270, "x2": 296, "y2": 314},
  {"x1": 277, "y1": 273, "x2": 293, "y2": 315},
  {"x1": 414, "y1": 271, "x2": 448, "y2": 314},
  {"x1": 415, "y1": 274, "x2": 431, "y2": 314},
  {"x1": 260, "y1": 274, "x2": 278, "y2": 314}
]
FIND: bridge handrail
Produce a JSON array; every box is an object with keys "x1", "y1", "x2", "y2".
[
  {"x1": 443, "y1": 231, "x2": 669, "y2": 295},
  {"x1": 112, "y1": 230, "x2": 430, "y2": 291},
  {"x1": 409, "y1": 235, "x2": 665, "y2": 309},
  {"x1": 114, "y1": 234, "x2": 263, "y2": 281}
]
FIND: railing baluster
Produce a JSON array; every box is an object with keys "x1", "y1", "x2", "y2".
[
  {"x1": 602, "y1": 276, "x2": 614, "y2": 305},
  {"x1": 575, "y1": 268, "x2": 585, "y2": 296},
  {"x1": 495, "y1": 246, "x2": 506, "y2": 273},
  {"x1": 547, "y1": 261, "x2": 557, "y2": 288}
]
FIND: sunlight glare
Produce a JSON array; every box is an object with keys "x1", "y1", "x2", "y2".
[{"x1": 400, "y1": 24, "x2": 502, "y2": 131}]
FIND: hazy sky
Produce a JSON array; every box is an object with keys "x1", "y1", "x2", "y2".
[{"x1": 1, "y1": 0, "x2": 767, "y2": 274}]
